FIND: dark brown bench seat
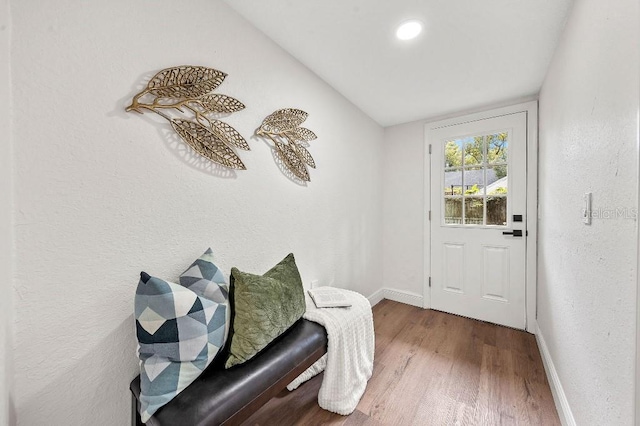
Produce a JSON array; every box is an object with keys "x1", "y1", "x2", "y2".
[{"x1": 130, "y1": 319, "x2": 328, "y2": 426}]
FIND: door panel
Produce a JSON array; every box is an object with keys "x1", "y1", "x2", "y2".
[
  {"x1": 430, "y1": 112, "x2": 527, "y2": 329},
  {"x1": 443, "y1": 243, "x2": 464, "y2": 293},
  {"x1": 481, "y1": 245, "x2": 509, "y2": 302}
]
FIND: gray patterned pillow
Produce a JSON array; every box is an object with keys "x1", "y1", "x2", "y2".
[{"x1": 135, "y1": 249, "x2": 229, "y2": 422}]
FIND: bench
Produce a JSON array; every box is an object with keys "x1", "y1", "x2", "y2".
[{"x1": 130, "y1": 319, "x2": 327, "y2": 425}]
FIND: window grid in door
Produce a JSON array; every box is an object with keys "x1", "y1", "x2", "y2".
[{"x1": 442, "y1": 131, "x2": 509, "y2": 226}]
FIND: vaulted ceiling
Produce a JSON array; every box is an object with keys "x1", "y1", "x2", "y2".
[{"x1": 224, "y1": 0, "x2": 574, "y2": 126}]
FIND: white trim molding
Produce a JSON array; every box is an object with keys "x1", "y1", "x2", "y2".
[
  {"x1": 633, "y1": 97, "x2": 640, "y2": 425},
  {"x1": 383, "y1": 288, "x2": 424, "y2": 307},
  {"x1": 536, "y1": 327, "x2": 576, "y2": 426},
  {"x1": 367, "y1": 288, "x2": 385, "y2": 307},
  {"x1": 524, "y1": 101, "x2": 539, "y2": 334},
  {"x1": 422, "y1": 122, "x2": 431, "y2": 310},
  {"x1": 635, "y1": 98, "x2": 640, "y2": 426},
  {"x1": 367, "y1": 288, "x2": 424, "y2": 308}
]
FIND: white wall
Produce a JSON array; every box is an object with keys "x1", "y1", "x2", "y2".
[
  {"x1": 9, "y1": 1, "x2": 384, "y2": 424},
  {"x1": 382, "y1": 122, "x2": 425, "y2": 298},
  {"x1": 0, "y1": 0, "x2": 12, "y2": 424},
  {"x1": 537, "y1": 0, "x2": 639, "y2": 424}
]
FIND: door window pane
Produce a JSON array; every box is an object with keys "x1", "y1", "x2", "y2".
[
  {"x1": 486, "y1": 165, "x2": 507, "y2": 195},
  {"x1": 463, "y1": 136, "x2": 484, "y2": 166},
  {"x1": 444, "y1": 197, "x2": 463, "y2": 224},
  {"x1": 444, "y1": 140, "x2": 463, "y2": 168},
  {"x1": 487, "y1": 132, "x2": 508, "y2": 164},
  {"x1": 464, "y1": 197, "x2": 484, "y2": 225},
  {"x1": 444, "y1": 168, "x2": 463, "y2": 195},
  {"x1": 487, "y1": 196, "x2": 507, "y2": 226},
  {"x1": 463, "y1": 167, "x2": 484, "y2": 196}
]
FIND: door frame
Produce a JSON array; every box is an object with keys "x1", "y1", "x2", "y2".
[{"x1": 423, "y1": 101, "x2": 538, "y2": 333}]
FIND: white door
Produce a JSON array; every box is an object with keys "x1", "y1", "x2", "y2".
[{"x1": 430, "y1": 112, "x2": 527, "y2": 329}]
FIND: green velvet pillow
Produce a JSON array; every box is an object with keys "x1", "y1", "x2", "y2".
[{"x1": 225, "y1": 253, "x2": 306, "y2": 368}]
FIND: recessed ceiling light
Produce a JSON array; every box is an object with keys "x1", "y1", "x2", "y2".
[{"x1": 396, "y1": 20, "x2": 423, "y2": 41}]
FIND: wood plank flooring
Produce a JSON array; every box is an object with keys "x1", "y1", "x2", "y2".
[{"x1": 242, "y1": 300, "x2": 560, "y2": 426}]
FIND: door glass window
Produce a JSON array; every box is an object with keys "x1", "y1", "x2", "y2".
[{"x1": 443, "y1": 132, "x2": 508, "y2": 226}]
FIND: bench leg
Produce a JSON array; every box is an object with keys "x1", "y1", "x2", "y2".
[{"x1": 132, "y1": 394, "x2": 143, "y2": 426}]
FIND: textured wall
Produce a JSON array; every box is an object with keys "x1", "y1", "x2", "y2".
[
  {"x1": 537, "y1": 0, "x2": 639, "y2": 423},
  {"x1": 382, "y1": 122, "x2": 426, "y2": 297},
  {"x1": 0, "y1": 0, "x2": 12, "y2": 424},
  {"x1": 10, "y1": 1, "x2": 384, "y2": 424}
]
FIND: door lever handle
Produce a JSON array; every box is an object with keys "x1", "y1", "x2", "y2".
[{"x1": 502, "y1": 229, "x2": 523, "y2": 237}]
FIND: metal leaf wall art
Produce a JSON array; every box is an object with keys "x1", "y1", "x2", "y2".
[
  {"x1": 126, "y1": 66, "x2": 249, "y2": 169},
  {"x1": 256, "y1": 109, "x2": 317, "y2": 182}
]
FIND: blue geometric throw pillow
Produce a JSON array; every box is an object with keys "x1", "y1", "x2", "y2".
[
  {"x1": 135, "y1": 249, "x2": 229, "y2": 422},
  {"x1": 180, "y1": 248, "x2": 229, "y2": 307}
]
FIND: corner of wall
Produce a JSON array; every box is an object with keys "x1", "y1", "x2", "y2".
[
  {"x1": 367, "y1": 287, "x2": 424, "y2": 309},
  {"x1": 367, "y1": 288, "x2": 385, "y2": 307}
]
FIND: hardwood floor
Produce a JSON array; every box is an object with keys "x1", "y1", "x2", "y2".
[{"x1": 242, "y1": 300, "x2": 560, "y2": 426}]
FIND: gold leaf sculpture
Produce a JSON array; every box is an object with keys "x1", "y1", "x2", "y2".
[
  {"x1": 256, "y1": 108, "x2": 317, "y2": 182},
  {"x1": 126, "y1": 65, "x2": 249, "y2": 170}
]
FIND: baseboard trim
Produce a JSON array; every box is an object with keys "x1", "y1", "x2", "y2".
[
  {"x1": 367, "y1": 288, "x2": 424, "y2": 308},
  {"x1": 382, "y1": 288, "x2": 424, "y2": 307},
  {"x1": 536, "y1": 327, "x2": 576, "y2": 426},
  {"x1": 367, "y1": 288, "x2": 385, "y2": 307}
]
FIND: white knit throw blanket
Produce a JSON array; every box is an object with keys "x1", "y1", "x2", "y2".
[{"x1": 287, "y1": 289, "x2": 375, "y2": 415}]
